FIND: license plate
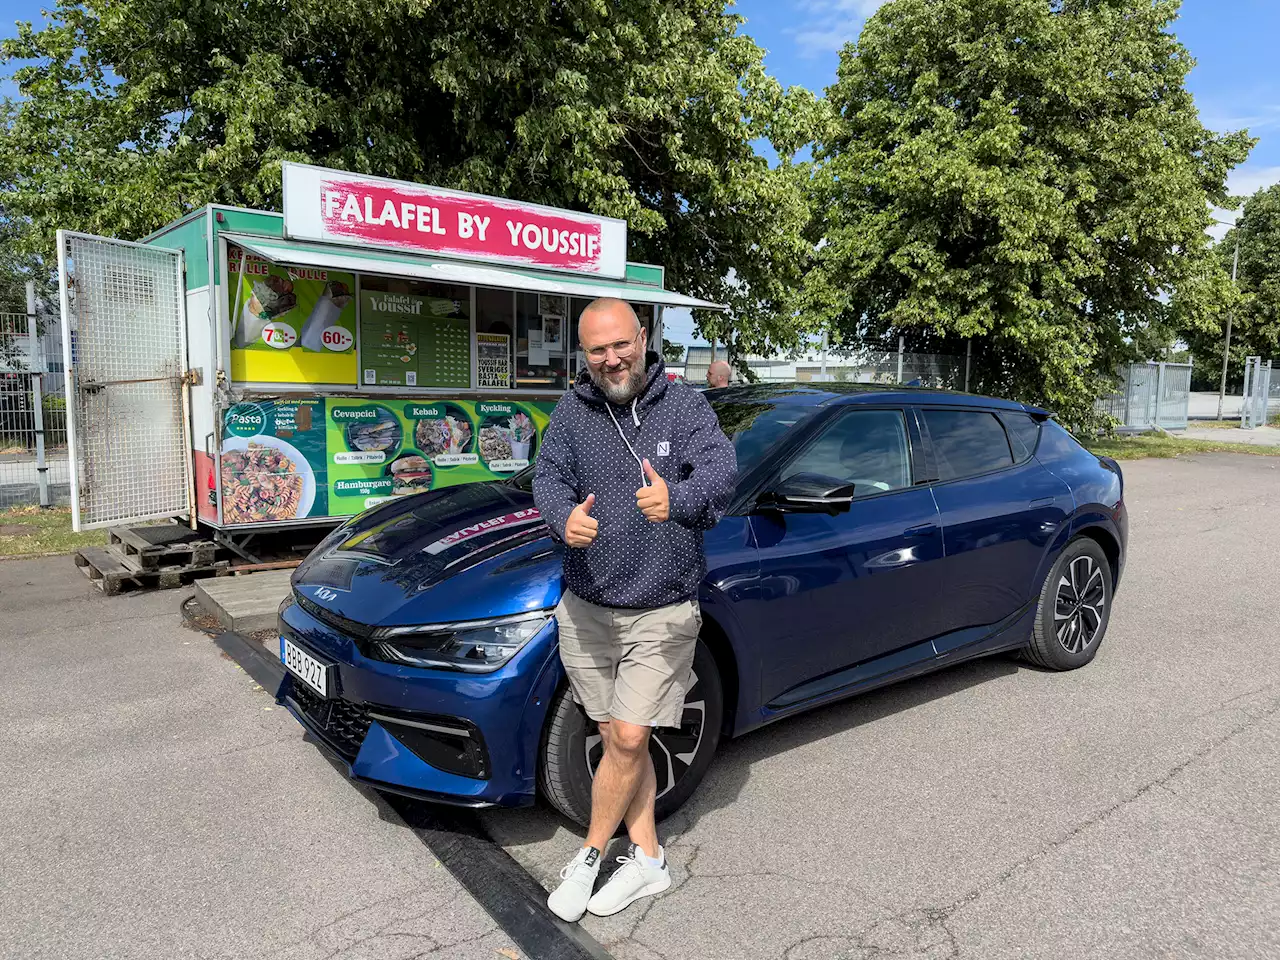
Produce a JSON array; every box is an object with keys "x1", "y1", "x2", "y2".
[{"x1": 281, "y1": 636, "x2": 330, "y2": 698}]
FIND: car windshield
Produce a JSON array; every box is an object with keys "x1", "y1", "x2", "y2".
[
  {"x1": 506, "y1": 399, "x2": 815, "y2": 492},
  {"x1": 710, "y1": 401, "x2": 816, "y2": 472}
]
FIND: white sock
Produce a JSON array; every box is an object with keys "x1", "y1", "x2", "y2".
[{"x1": 638, "y1": 845, "x2": 664, "y2": 869}]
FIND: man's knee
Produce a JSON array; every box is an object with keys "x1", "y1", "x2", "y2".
[{"x1": 606, "y1": 719, "x2": 650, "y2": 758}]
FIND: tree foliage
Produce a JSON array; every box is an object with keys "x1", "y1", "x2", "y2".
[
  {"x1": 1183, "y1": 184, "x2": 1280, "y2": 390},
  {"x1": 0, "y1": 0, "x2": 819, "y2": 348},
  {"x1": 803, "y1": 0, "x2": 1254, "y2": 426}
]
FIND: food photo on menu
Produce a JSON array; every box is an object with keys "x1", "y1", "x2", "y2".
[{"x1": 388, "y1": 454, "x2": 433, "y2": 495}]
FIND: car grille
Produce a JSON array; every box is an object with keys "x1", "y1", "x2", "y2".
[{"x1": 286, "y1": 681, "x2": 372, "y2": 761}]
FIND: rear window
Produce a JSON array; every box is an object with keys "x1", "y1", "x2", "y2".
[
  {"x1": 924, "y1": 410, "x2": 1014, "y2": 481},
  {"x1": 1001, "y1": 412, "x2": 1041, "y2": 462}
]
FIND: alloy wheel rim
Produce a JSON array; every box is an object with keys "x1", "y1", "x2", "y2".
[
  {"x1": 1055, "y1": 555, "x2": 1106, "y2": 654},
  {"x1": 585, "y1": 669, "x2": 706, "y2": 801}
]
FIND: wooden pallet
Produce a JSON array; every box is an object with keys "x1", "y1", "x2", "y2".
[
  {"x1": 107, "y1": 525, "x2": 222, "y2": 570},
  {"x1": 75, "y1": 545, "x2": 233, "y2": 595}
]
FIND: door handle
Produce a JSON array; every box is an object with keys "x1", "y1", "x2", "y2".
[
  {"x1": 904, "y1": 523, "x2": 938, "y2": 537},
  {"x1": 1029, "y1": 497, "x2": 1056, "y2": 508}
]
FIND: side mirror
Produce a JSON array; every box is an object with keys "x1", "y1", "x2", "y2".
[{"x1": 757, "y1": 473, "x2": 855, "y2": 516}]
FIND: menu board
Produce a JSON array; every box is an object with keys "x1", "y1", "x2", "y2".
[
  {"x1": 228, "y1": 245, "x2": 358, "y2": 385},
  {"x1": 217, "y1": 398, "x2": 329, "y2": 524},
  {"x1": 324, "y1": 397, "x2": 554, "y2": 514},
  {"x1": 360, "y1": 290, "x2": 471, "y2": 388}
]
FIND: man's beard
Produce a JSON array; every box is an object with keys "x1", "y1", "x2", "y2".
[{"x1": 591, "y1": 360, "x2": 647, "y2": 404}]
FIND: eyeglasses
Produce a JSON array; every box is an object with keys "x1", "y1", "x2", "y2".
[{"x1": 584, "y1": 330, "x2": 643, "y2": 363}]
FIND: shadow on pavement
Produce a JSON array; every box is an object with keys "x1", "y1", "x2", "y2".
[{"x1": 492, "y1": 651, "x2": 1023, "y2": 849}]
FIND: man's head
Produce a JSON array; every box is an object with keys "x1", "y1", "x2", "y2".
[
  {"x1": 579, "y1": 298, "x2": 648, "y2": 404},
  {"x1": 706, "y1": 360, "x2": 731, "y2": 389}
]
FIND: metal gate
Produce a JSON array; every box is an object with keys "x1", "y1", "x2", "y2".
[
  {"x1": 1094, "y1": 361, "x2": 1193, "y2": 432},
  {"x1": 57, "y1": 230, "x2": 192, "y2": 531},
  {"x1": 1241, "y1": 356, "x2": 1273, "y2": 430}
]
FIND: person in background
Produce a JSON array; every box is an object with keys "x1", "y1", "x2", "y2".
[
  {"x1": 706, "y1": 359, "x2": 731, "y2": 389},
  {"x1": 534, "y1": 298, "x2": 737, "y2": 923}
]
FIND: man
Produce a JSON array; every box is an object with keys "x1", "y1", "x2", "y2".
[
  {"x1": 706, "y1": 359, "x2": 731, "y2": 389},
  {"x1": 534, "y1": 298, "x2": 737, "y2": 922}
]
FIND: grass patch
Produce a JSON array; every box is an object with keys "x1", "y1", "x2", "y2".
[
  {"x1": 1084, "y1": 434, "x2": 1280, "y2": 460},
  {"x1": 0, "y1": 506, "x2": 106, "y2": 558}
]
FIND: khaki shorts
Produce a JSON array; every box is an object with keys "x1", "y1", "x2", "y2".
[{"x1": 555, "y1": 591, "x2": 701, "y2": 729}]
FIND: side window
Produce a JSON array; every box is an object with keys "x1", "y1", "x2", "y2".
[
  {"x1": 1000, "y1": 412, "x2": 1041, "y2": 463},
  {"x1": 780, "y1": 409, "x2": 911, "y2": 496},
  {"x1": 923, "y1": 410, "x2": 1014, "y2": 481}
]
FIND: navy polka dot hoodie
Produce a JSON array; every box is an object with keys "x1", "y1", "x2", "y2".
[{"x1": 533, "y1": 353, "x2": 737, "y2": 609}]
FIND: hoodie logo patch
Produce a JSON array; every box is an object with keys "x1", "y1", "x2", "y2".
[{"x1": 657, "y1": 442, "x2": 670, "y2": 457}]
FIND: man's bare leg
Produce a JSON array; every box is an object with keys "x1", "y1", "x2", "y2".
[
  {"x1": 594, "y1": 721, "x2": 660, "y2": 858},
  {"x1": 584, "y1": 718, "x2": 652, "y2": 854}
]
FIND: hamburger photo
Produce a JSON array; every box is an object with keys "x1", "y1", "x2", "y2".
[{"x1": 389, "y1": 454, "x2": 432, "y2": 495}]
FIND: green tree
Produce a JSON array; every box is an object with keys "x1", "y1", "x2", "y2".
[
  {"x1": 662, "y1": 339, "x2": 686, "y2": 364},
  {"x1": 1183, "y1": 184, "x2": 1280, "y2": 392},
  {"x1": 803, "y1": 0, "x2": 1253, "y2": 427},
  {"x1": 0, "y1": 0, "x2": 820, "y2": 349}
]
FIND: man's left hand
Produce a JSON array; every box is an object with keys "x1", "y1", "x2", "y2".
[{"x1": 636, "y1": 459, "x2": 669, "y2": 523}]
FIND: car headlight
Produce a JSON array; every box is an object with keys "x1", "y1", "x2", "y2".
[{"x1": 370, "y1": 612, "x2": 552, "y2": 672}]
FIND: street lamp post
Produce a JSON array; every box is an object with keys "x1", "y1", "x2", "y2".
[{"x1": 1218, "y1": 229, "x2": 1239, "y2": 419}]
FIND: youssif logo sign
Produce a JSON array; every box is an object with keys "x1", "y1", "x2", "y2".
[{"x1": 282, "y1": 163, "x2": 628, "y2": 278}]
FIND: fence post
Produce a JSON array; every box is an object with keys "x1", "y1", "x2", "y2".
[
  {"x1": 1154, "y1": 362, "x2": 1166, "y2": 429},
  {"x1": 1121, "y1": 364, "x2": 1134, "y2": 430},
  {"x1": 896, "y1": 335, "x2": 905, "y2": 383},
  {"x1": 964, "y1": 339, "x2": 972, "y2": 392},
  {"x1": 26, "y1": 281, "x2": 49, "y2": 508}
]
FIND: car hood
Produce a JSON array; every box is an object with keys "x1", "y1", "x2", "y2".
[{"x1": 291, "y1": 482, "x2": 562, "y2": 629}]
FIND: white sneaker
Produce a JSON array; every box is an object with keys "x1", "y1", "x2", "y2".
[
  {"x1": 547, "y1": 846, "x2": 602, "y2": 922},
  {"x1": 586, "y1": 845, "x2": 671, "y2": 917}
]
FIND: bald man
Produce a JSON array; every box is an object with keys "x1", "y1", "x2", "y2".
[
  {"x1": 534, "y1": 298, "x2": 737, "y2": 922},
  {"x1": 705, "y1": 360, "x2": 731, "y2": 389}
]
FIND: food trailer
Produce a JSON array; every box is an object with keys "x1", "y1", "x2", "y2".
[{"x1": 56, "y1": 163, "x2": 725, "y2": 539}]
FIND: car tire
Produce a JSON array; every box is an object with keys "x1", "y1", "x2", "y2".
[
  {"x1": 1024, "y1": 536, "x2": 1113, "y2": 671},
  {"x1": 538, "y1": 638, "x2": 724, "y2": 827}
]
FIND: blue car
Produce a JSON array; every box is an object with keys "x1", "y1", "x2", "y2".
[{"x1": 277, "y1": 384, "x2": 1126, "y2": 823}]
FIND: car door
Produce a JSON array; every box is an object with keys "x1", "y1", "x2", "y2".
[
  {"x1": 744, "y1": 407, "x2": 946, "y2": 707},
  {"x1": 919, "y1": 407, "x2": 1073, "y2": 654}
]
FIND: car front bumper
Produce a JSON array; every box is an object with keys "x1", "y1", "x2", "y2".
[{"x1": 276, "y1": 597, "x2": 563, "y2": 808}]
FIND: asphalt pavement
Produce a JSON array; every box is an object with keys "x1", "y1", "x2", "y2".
[
  {"x1": 1, "y1": 452, "x2": 1278, "y2": 960},
  {"x1": 0, "y1": 559, "x2": 521, "y2": 960},
  {"x1": 482, "y1": 453, "x2": 1280, "y2": 959}
]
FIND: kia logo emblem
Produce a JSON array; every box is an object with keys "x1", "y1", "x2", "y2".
[{"x1": 313, "y1": 586, "x2": 338, "y2": 602}]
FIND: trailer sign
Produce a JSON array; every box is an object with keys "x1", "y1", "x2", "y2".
[{"x1": 283, "y1": 162, "x2": 628, "y2": 279}]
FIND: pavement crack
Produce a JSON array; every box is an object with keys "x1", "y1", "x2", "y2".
[{"x1": 941, "y1": 690, "x2": 1280, "y2": 919}]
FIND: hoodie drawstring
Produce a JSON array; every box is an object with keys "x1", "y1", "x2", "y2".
[
  {"x1": 606, "y1": 403, "x2": 649, "y2": 487},
  {"x1": 631, "y1": 397, "x2": 640, "y2": 427}
]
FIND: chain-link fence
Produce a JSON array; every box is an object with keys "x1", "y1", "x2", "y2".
[
  {"x1": 1094, "y1": 361, "x2": 1193, "y2": 432},
  {"x1": 0, "y1": 311, "x2": 71, "y2": 510}
]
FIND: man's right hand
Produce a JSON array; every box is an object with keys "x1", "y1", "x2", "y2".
[{"x1": 564, "y1": 494, "x2": 598, "y2": 548}]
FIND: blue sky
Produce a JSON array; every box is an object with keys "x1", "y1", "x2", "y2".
[{"x1": 3, "y1": 0, "x2": 1277, "y2": 346}]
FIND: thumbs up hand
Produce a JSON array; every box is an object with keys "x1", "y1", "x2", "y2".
[
  {"x1": 565, "y1": 493, "x2": 599, "y2": 548},
  {"x1": 636, "y1": 460, "x2": 670, "y2": 523}
]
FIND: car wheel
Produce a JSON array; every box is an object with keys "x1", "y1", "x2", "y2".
[
  {"x1": 1025, "y1": 536, "x2": 1113, "y2": 671},
  {"x1": 538, "y1": 638, "x2": 724, "y2": 827}
]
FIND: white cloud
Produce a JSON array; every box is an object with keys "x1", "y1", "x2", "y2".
[
  {"x1": 787, "y1": 0, "x2": 889, "y2": 58},
  {"x1": 1208, "y1": 164, "x2": 1280, "y2": 241}
]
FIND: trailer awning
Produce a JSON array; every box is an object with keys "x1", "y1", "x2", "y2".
[{"x1": 224, "y1": 235, "x2": 728, "y2": 312}]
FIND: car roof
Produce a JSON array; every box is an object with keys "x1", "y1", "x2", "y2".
[{"x1": 704, "y1": 382, "x2": 1046, "y2": 416}]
